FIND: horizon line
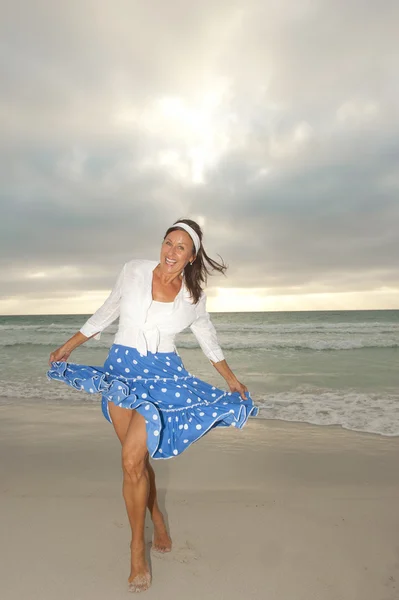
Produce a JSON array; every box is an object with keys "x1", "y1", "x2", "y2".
[{"x1": 1, "y1": 307, "x2": 399, "y2": 317}]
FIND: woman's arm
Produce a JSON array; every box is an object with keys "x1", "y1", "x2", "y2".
[
  {"x1": 189, "y1": 293, "x2": 248, "y2": 400},
  {"x1": 189, "y1": 293, "x2": 225, "y2": 363},
  {"x1": 79, "y1": 263, "x2": 125, "y2": 340},
  {"x1": 48, "y1": 263, "x2": 125, "y2": 365},
  {"x1": 210, "y1": 359, "x2": 248, "y2": 400},
  {"x1": 48, "y1": 331, "x2": 96, "y2": 365}
]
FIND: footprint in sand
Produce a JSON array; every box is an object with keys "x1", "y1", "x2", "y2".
[
  {"x1": 113, "y1": 520, "x2": 124, "y2": 528},
  {"x1": 152, "y1": 540, "x2": 199, "y2": 564}
]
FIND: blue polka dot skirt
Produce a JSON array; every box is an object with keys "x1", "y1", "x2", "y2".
[{"x1": 47, "y1": 344, "x2": 258, "y2": 459}]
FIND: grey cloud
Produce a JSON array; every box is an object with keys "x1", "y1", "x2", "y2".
[{"x1": 1, "y1": 0, "x2": 399, "y2": 309}]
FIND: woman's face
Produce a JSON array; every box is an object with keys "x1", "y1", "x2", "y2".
[{"x1": 159, "y1": 230, "x2": 196, "y2": 275}]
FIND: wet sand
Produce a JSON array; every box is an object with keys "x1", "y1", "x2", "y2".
[{"x1": 1, "y1": 401, "x2": 398, "y2": 599}]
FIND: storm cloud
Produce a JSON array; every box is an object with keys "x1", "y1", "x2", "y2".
[{"x1": 1, "y1": 0, "x2": 398, "y2": 312}]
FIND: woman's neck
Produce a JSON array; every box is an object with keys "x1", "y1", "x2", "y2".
[{"x1": 154, "y1": 264, "x2": 183, "y2": 287}]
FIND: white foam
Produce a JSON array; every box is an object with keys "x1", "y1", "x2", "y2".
[
  {"x1": 255, "y1": 388, "x2": 399, "y2": 437},
  {"x1": 2, "y1": 377, "x2": 399, "y2": 438}
]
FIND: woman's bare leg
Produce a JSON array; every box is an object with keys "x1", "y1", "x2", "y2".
[
  {"x1": 108, "y1": 404, "x2": 171, "y2": 578},
  {"x1": 146, "y1": 456, "x2": 172, "y2": 552},
  {"x1": 108, "y1": 403, "x2": 151, "y2": 592},
  {"x1": 108, "y1": 402, "x2": 172, "y2": 552}
]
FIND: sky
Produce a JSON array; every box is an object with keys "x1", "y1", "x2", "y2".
[{"x1": 1, "y1": 0, "x2": 398, "y2": 314}]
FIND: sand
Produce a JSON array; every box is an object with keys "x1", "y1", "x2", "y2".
[{"x1": 1, "y1": 400, "x2": 398, "y2": 600}]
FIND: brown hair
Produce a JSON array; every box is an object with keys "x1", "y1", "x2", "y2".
[{"x1": 164, "y1": 218, "x2": 227, "y2": 304}]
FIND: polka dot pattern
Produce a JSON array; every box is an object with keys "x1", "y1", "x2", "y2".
[{"x1": 47, "y1": 343, "x2": 258, "y2": 460}]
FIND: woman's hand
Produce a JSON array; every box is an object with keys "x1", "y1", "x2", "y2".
[
  {"x1": 48, "y1": 344, "x2": 72, "y2": 366},
  {"x1": 48, "y1": 332, "x2": 89, "y2": 366},
  {"x1": 209, "y1": 359, "x2": 250, "y2": 400},
  {"x1": 227, "y1": 378, "x2": 249, "y2": 400}
]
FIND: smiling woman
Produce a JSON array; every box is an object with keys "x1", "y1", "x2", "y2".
[
  {"x1": 46, "y1": 217, "x2": 258, "y2": 593},
  {"x1": 161, "y1": 219, "x2": 227, "y2": 304}
]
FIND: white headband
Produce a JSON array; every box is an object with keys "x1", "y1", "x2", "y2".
[{"x1": 173, "y1": 222, "x2": 201, "y2": 254}]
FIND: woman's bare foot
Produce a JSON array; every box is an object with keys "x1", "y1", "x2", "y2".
[
  {"x1": 128, "y1": 543, "x2": 151, "y2": 593},
  {"x1": 128, "y1": 572, "x2": 151, "y2": 594},
  {"x1": 152, "y1": 514, "x2": 172, "y2": 553}
]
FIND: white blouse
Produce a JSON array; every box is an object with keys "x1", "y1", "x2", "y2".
[{"x1": 79, "y1": 259, "x2": 225, "y2": 363}]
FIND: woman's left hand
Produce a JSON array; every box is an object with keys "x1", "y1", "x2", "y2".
[{"x1": 228, "y1": 378, "x2": 249, "y2": 400}]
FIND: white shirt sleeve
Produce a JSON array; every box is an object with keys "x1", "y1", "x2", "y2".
[
  {"x1": 189, "y1": 293, "x2": 225, "y2": 363},
  {"x1": 79, "y1": 264, "x2": 125, "y2": 340}
]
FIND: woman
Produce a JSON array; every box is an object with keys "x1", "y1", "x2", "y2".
[{"x1": 47, "y1": 218, "x2": 257, "y2": 593}]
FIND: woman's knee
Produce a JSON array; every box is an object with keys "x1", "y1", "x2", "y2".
[
  {"x1": 121, "y1": 410, "x2": 148, "y2": 484},
  {"x1": 122, "y1": 451, "x2": 148, "y2": 484}
]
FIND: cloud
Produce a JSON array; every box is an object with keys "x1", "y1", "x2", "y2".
[{"x1": 1, "y1": 0, "x2": 398, "y2": 312}]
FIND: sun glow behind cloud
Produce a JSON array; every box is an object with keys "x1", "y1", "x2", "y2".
[
  {"x1": 1, "y1": 287, "x2": 398, "y2": 316},
  {"x1": 113, "y1": 82, "x2": 234, "y2": 184},
  {"x1": 207, "y1": 288, "x2": 399, "y2": 313}
]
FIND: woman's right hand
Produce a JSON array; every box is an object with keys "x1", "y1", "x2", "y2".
[{"x1": 49, "y1": 344, "x2": 72, "y2": 366}]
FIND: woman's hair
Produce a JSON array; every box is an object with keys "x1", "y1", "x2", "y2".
[{"x1": 164, "y1": 218, "x2": 227, "y2": 304}]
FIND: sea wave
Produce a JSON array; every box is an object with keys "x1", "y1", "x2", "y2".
[
  {"x1": 0, "y1": 323, "x2": 84, "y2": 331},
  {"x1": 2, "y1": 321, "x2": 398, "y2": 335},
  {"x1": 0, "y1": 379, "x2": 98, "y2": 403},
  {"x1": 255, "y1": 388, "x2": 399, "y2": 437},
  {"x1": 1, "y1": 339, "x2": 399, "y2": 351},
  {"x1": 178, "y1": 339, "x2": 399, "y2": 351},
  {"x1": 1, "y1": 381, "x2": 398, "y2": 438},
  {"x1": 215, "y1": 322, "x2": 399, "y2": 333}
]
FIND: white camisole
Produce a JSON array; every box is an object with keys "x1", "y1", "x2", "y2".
[{"x1": 144, "y1": 300, "x2": 175, "y2": 353}]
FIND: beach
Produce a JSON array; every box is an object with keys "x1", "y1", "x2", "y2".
[{"x1": 1, "y1": 401, "x2": 398, "y2": 600}]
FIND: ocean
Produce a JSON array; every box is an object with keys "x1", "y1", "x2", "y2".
[{"x1": 0, "y1": 310, "x2": 398, "y2": 436}]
